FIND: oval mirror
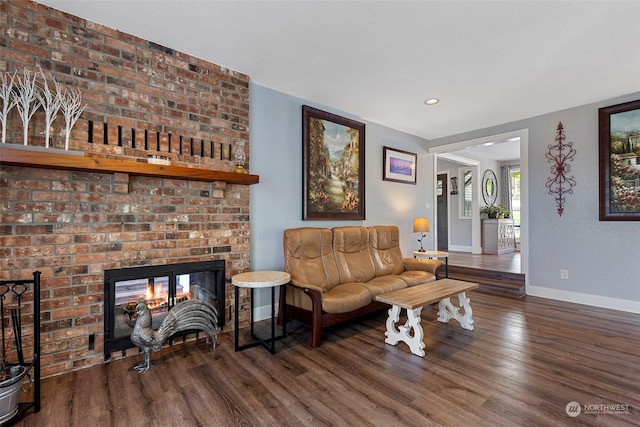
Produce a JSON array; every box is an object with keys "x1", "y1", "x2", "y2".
[{"x1": 482, "y1": 169, "x2": 498, "y2": 206}]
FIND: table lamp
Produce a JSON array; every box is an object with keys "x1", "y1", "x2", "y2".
[{"x1": 413, "y1": 217, "x2": 429, "y2": 252}]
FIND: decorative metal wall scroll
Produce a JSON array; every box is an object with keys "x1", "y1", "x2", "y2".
[{"x1": 545, "y1": 122, "x2": 576, "y2": 216}]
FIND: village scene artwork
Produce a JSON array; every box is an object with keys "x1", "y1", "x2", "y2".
[
  {"x1": 609, "y1": 106, "x2": 640, "y2": 213},
  {"x1": 307, "y1": 116, "x2": 361, "y2": 216}
]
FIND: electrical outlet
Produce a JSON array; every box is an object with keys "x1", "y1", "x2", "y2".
[{"x1": 560, "y1": 269, "x2": 569, "y2": 280}]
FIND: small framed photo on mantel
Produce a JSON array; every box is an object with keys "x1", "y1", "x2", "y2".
[{"x1": 383, "y1": 146, "x2": 417, "y2": 184}]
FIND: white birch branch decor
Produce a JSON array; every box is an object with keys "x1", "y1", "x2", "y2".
[
  {"x1": 36, "y1": 65, "x2": 62, "y2": 148},
  {"x1": 15, "y1": 69, "x2": 42, "y2": 146},
  {"x1": 0, "y1": 71, "x2": 19, "y2": 144},
  {"x1": 60, "y1": 86, "x2": 87, "y2": 150}
]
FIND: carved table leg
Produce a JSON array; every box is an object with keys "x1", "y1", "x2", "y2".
[
  {"x1": 384, "y1": 305, "x2": 401, "y2": 345},
  {"x1": 384, "y1": 305, "x2": 425, "y2": 357},
  {"x1": 437, "y1": 292, "x2": 475, "y2": 330}
]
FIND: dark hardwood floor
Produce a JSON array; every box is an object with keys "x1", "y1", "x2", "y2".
[{"x1": 15, "y1": 292, "x2": 640, "y2": 426}]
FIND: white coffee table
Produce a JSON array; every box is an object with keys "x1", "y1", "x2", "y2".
[
  {"x1": 375, "y1": 279, "x2": 478, "y2": 357},
  {"x1": 232, "y1": 271, "x2": 290, "y2": 354}
]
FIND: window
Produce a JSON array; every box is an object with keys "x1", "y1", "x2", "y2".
[
  {"x1": 510, "y1": 167, "x2": 521, "y2": 244},
  {"x1": 459, "y1": 167, "x2": 472, "y2": 219}
]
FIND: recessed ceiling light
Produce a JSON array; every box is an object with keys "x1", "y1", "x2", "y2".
[{"x1": 424, "y1": 98, "x2": 439, "y2": 105}]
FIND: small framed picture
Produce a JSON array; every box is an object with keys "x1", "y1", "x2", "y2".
[
  {"x1": 450, "y1": 177, "x2": 459, "y2": 195},
  {"x1": 383, "y1": 146, "x2": 417, "y2": 184}
]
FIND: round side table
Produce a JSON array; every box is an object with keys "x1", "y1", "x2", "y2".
[{"x1": 232, "y1": 271, "x2": 290, "y2": 354}]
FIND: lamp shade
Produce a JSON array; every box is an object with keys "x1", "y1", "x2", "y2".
[{"x1": 413, "y1": 217, "x2": 430, "y2": 233}]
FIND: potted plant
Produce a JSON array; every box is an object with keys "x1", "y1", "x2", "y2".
[
  {"x1": 481, "y1": 204, "x2": 511, "y2": 219},
  {"x1": 480, "y1": 205, "x2": 501, "y2": 219}
]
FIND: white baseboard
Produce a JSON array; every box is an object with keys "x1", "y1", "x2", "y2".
[
  {"x1": 251, "y1": 302, "x2": 280, "y2": 322},
  {"x1": 526, "y1": 285, "x2": 640, "y2": 314},
  {"x1": 448, "y1": 245, "x2": 472, "y2": 252}
]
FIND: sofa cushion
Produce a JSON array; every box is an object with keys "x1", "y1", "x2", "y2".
[
  {"x1": 396, "y1": 270, "x2": 437, "y2": 287},
  {"x1": 368, "y1": 225, "x2": 405, "y2": 277},
  {"x1": 361, "y1": 275, "x2": 408, "y2": 297},
  {"x1": 283, "y1": 227, "x2": 341, "y2": 292},
  {"x1": 332, "y1": 226, "x2": 376, "y2": 284},
  {"x1": 322, "y1": 283, "x2": 373, "y2": 314}
]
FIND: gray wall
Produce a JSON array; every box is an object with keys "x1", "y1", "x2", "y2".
[
  {"x1": 430, "y1": 91, "x2": 640, "y2": 312},
  {"x1": 249, "y1": 83, "x2": 640, "y2": 313},
  {"x1": 249, "y1": 84, "x2": 436, "y2": 311}
]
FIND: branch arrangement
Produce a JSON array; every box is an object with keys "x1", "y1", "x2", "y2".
[
  {"x1": 35, "y1": 65, "x2": 63, "y2": 148},
  {"x1": 60, "y1": 86, "x2": 87, "y2": 150},
  {"x1": 0, "y1": 71, "x2": 18, "y2": 144},
  {"x1": 14, "y1": 70, "x2": 40, "y2": 146},
  {"x1": 0, "y1": 66, "x2": 87, "y2": 149}
]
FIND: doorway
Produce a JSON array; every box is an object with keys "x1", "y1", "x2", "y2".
[
  {"x1": 436, "y1": 173, "x2": 448, "y2": 250},
  {"x1": 429, "y1": 129, "x2": 528, "y2": 278}
]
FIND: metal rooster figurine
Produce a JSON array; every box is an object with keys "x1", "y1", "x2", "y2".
[{"x1": 130, "y1": 298, "x2": 219, "y2": 373}]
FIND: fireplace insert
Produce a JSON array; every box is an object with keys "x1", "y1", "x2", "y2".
[{"x1": 104, "y1": 260, "x2": 225, "y2": 360}]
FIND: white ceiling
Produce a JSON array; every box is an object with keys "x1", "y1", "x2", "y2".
[{"x1": 38, "y1": 0, "x2": 640, "y2": 153}]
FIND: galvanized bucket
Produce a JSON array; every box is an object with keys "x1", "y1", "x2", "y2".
[{"x1": 0, "y1": 366, "x2": 30, "y2": 425}]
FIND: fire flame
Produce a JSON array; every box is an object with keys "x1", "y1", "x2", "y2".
[{"x1": 146, "y1": 280, "x2": 155, "y2": 300}]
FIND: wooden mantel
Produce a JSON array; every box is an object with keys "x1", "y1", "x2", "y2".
[{"x1": 0, "y1": 146, "x2": 259, "y2": 185}]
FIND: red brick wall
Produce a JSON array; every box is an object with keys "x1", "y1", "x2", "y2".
[{"x1": 0, "y1": 1, "x2": 252, "y2": 377}]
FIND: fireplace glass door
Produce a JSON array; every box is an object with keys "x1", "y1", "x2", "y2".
[
  {"x1": 104, "y1": 260, "x2": 225, "y2": 359},
  {"x1": 113, "y1": 275, "x2": 170, "y2": 340}
]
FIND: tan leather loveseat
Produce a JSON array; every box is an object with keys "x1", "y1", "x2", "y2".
[{"x1": 281, "y1": 225, "x2": 443, "y2": 347}]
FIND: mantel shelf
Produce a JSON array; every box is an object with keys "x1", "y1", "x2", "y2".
[{"x1": 0, "y1": 146, "x2": 259, "y2": 185}]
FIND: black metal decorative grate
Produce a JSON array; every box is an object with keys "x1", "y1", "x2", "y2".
[{"x1": 0, "y1": 271, "x2": 41, "y2": 422}]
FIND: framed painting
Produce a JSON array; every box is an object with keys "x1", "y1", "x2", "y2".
[
  {"x1": 598, "y1": 99, "x2": 640, "y2": 221},
  {"x1": 383, "y1": 146, "x2": 417, "y2": 184},
  {"x1": 302, "y1": 105, "x2": 365, "y2": 220}
]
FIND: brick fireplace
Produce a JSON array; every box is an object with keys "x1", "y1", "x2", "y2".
[{"x1": 0, "y1": 1, "x2": 255, "y2": 377}]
